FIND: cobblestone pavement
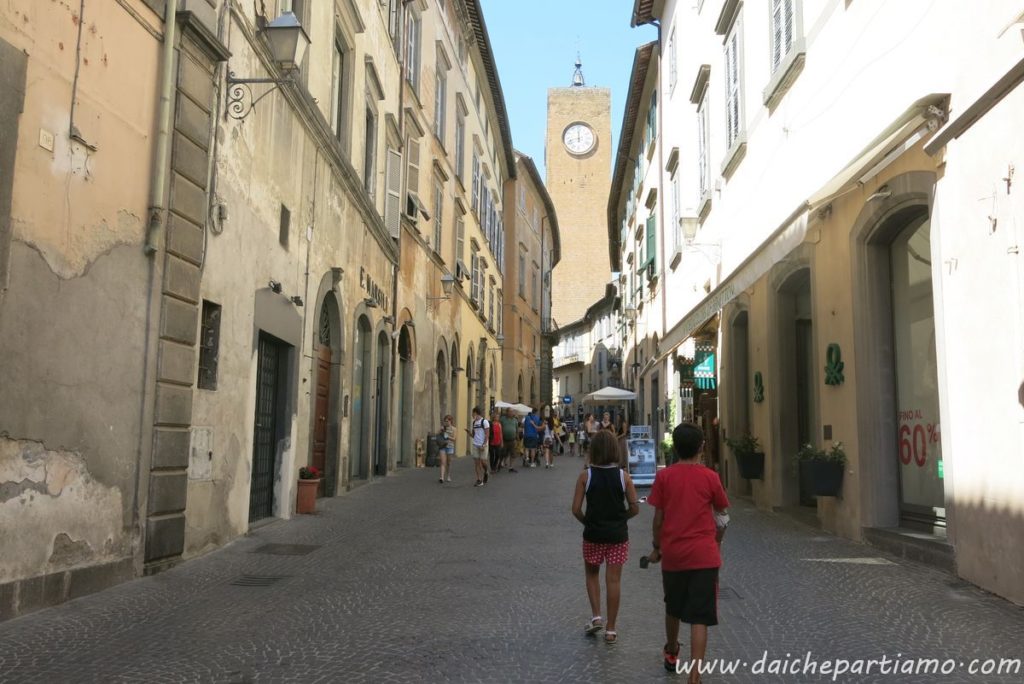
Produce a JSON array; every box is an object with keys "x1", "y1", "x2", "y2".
[{"x1": 1, "y1": 456, "x2": 1023, "y2": 683}]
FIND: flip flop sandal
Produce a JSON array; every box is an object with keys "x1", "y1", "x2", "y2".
[
  {"x1": 604, "y1": 630, "x2": 618, "y2": 644},
  {"x1": 585, "y1": 617, "x2": 603, "y2": 635}
]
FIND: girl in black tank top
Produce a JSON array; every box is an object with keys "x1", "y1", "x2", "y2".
[{"x1": 571, "y1": 431, "x2": 640, "y2": 643}]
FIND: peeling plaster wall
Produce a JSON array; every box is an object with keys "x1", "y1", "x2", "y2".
[
  {"x1": 0, "y1": 1, "x2": 160, "y2": 591},
  {"x1": 0, "y1": 439, "x2": 126, "y2": 583}
]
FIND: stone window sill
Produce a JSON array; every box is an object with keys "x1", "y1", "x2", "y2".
[
  {"x1": 721, "y1": 136, "x2": 747, "y2": 179},
  {"x1": 697, "y1": 191, "x2": 713, "y2": 223},
  {"x1": 763, "y1": 40, "x2": 807, "y2": 111}
]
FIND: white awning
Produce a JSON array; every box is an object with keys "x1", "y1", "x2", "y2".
[
  {"x1": 658, "y1": 94, "x2": 948, "y2": 361},
  {"x1": 582, "y1": 386, "x2": 638, "y2": 403}
]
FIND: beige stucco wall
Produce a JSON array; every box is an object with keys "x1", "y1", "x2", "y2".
[{"x1": 0, "y1": 0, "x2": 160, "y2": 586}]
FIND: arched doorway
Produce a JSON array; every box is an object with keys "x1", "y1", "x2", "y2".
[
  {"x1": 397, "y1": 325, "x2": 414, "y2": 467},
  {"x1": 436, "y1": 349, "x2": 448, "y2": 425},
  {"x1": 728, "y1": 308, "x2": 751, "y2": 495},
  {"x1": 889, "y1": 214, "x2": 943, "y2": 524},
  {"x1": 517, "y1": 374, "x2": 524, "y2": 403},
  {"x1": 350, "y1": 315, "x2": 373, "y2": 481},
  {"x1": 775, "y1": 267, "x2": 814, "y2": 507},
  {"x1": 450, "y1": 340, "x2": 460, "y2": 435},
  {"x1": 477, "y1": 343, "x2": 487, "y2": 413},
  {"x1": 465, "y1": 348, "x2": 475, "y2": 433},
  {"x1": 488, "y1": 363, "x2": 496, "y2": 413},
  {"x1": 373, "y1": 330, "x2": 391, "y2": 477},
  {"x1": 530, "y1": 374, "x2": 537, "y2": 408},
  {"x1": 313, "y1": 294, "x2": 342, "y2": 496}
]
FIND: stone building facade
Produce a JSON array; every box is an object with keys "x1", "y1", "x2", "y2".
[
  {"x1": 501, "y1": 153, "x2": 559, "y2": 410},
  {"x1": 546, "y1": 69, "x2": 612, "y2": 329},
  {"x1": 628, "y1": 0, "x2": 1024, "y2": 604},
  {"x1": 0, "y1": 0, "x2": 513, "y2": 620}
]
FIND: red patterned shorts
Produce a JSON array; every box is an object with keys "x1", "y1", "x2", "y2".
[{"x1": 582, "y1": 540, "x2": 630, "y2": 566}]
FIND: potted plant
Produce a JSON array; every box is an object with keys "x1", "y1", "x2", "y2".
[
  {"x1": 659, "y1": 435, "x2": 674, "y2": 466},
  {"x1": 724, "y1": 433, "x2": 764, "y2": 479},
  {"x1": 296, "y1": 465, "x2": 321, "y2": 514},
  {"x1": 794, "y1": 442, "x2": 846, "y2": 497}
]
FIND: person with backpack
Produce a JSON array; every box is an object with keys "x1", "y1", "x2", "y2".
[
  {"x1": 499, "y1": 409, "x2": 519, "y2": 473},
  {"x1": 523, "y1": 408, "x2": 541, "y2": 468},
  {"x1": 465, "y1": 407, "x2": 490, "y2": 487},
  {"x1": 488, "y1": 408, "x2": 504, "y2": 474}
]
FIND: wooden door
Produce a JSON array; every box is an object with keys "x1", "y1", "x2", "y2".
[{"x1": 313, "y1": 344, "x2": 331, "y2": 496}]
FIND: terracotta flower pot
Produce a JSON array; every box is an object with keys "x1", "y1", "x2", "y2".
[{"x1": 296, "y1": 478, "x2": 320, "y2": 514}]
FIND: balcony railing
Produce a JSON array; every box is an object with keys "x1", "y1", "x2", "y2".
[{"x1": 553, "y1": 352, "x2": 581, "y2": 367}]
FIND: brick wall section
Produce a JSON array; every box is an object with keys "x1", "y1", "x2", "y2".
[{"x1": 546, "y1": 87, "x2": 612, "y2": 327}]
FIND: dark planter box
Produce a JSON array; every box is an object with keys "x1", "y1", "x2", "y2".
[
  {"x1": 734, "y1": 451, "x2": 765, "y2": 480},
  {"x1": 798, "y1": 459, "x2": 844, "y2": 497}
]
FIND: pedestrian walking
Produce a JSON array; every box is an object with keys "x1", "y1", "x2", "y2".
[
  {"x1": 439, "y1": 415, "x2": 455, "y2": 484},
  {"x1": 523, "y1": 408, "x2": 541, "y2": 467},
  {"x1": 600, "y1": 411, "x2": 613, "y2": 432},
  {"x1": 567, "y1": 426, "x2": 577, "y2": 457},
  {"x1": 615, "y1": 415, "x2": 630, "y2": 468},
  {"x1": 541, "y1": 418, "x2": 556, "y2": 468},
  {"x1": 488, "y1": 409, "x2": 504, "y2": 474},
  {"x1": 571, "y1": 430, "x2": 640, "y2": 644},
  {"x1": 644, "y1": 423, "x2": 730, "y2": 681},
  {"x1": 499, "y1": 409, "x2": 519, "y2": 473},
  {"x1": 466, "y1": 407, "x2": 490, "y2": 487}
]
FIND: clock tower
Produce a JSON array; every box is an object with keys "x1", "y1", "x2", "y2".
[{"x1": 546, "y1": 60, "x2": 612, "y2": 327}]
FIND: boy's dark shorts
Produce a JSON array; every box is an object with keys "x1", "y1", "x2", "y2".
[{"x1": 662, "y1": 567, "x2": 719, "y2": 625}]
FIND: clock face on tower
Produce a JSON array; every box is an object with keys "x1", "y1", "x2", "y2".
[{"x1": 563, "y1": 122, "x2": 596, "y2": 155}]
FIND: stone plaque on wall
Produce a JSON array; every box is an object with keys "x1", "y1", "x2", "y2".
[{"x1": 189, "y1": 426, "x2": 213, "y2": 481}]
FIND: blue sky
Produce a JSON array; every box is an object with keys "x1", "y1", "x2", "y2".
[{"x1": 480, "y1": 1, "x2": 657, "y2": 181}]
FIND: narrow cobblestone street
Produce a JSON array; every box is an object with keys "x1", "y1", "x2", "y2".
[{"x1": 1, "y1": 458, "x2": 1022, "y2": 683}]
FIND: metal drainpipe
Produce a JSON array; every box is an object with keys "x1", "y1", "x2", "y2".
[{"x1": 144, "y1": 0, "x2": 180, "y2": 255}]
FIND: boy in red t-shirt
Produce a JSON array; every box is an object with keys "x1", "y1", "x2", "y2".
[{"x1": 645, "y1": 423, "x2": 730, "y2": 681}]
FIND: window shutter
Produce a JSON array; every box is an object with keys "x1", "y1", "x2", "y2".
[
  {"x1": 455, "y1": 217, "x2": 465, "y2": 263},
  {"x1": 385, "y1": 148, "x2": 402, "y2": 238},
  {"x1": 726, "y1": 32, "x2": 739, "y2": 147},
  {"x1": 784, "y1": 0, "x2": 795, "y2": 57},
  {"x1": 471, "y1": 251, "x2": 480, "y2": 302},
  {"x1": 698, "y1": 98, "x2": 709, "y2": 195},
  {"x1": 646, "y1": 215, "x2": 657, "y2": 269},
  {"x1": 407, "y1": 139, "x2": 419, "y2": 195},
  {"x1": 471, "y1": 153, "x2": 480, "y2": 214},
  {"x1": 772, "y1": 0, "x2": 783, "y2": 71}
]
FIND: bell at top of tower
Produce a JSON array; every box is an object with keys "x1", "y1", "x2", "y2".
[{"x1": 571, "y1": 55, "x2": 585, "y2": 87}]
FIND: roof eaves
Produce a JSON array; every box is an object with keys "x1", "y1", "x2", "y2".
[
  {"x1": 464, "y1": 0, "x2": 517, "y2": 180},
  {"x1": 607, "y1": 42, "x2": 656, "y2": 272},
  {"x1": 631, "y1": 0, "x2": 657, "y2": 27},
  {"x1": 514, "y1": 151, "x2": 561, "y2": 266}
]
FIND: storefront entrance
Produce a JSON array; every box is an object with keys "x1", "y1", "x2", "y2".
[{"x1": 890, "y1": 216, "x2": 945, "y2": 525}]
